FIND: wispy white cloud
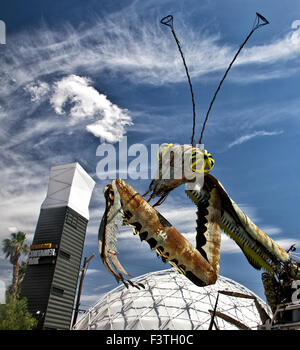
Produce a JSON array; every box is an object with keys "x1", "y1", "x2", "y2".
[
  {"x1": 50, "y1": 74, "x2": 132, "y2": 142},
  {"x1": 220, "y1": 234, "x2": 241, "y2": 253},
  {"x1": 227, "y1": 130, "x2": 283, "y2": 149},
  {"x1": 85, "y1": 269, "x2": 100, "y2": 275},
  {"x1": 24, "y1": 81, "x2": 50, "y2": 102},
  {"x1": 238, "y1": 26, "x2": 300, "y2": 66},
  {"x1": 80, "y1": 293, "x2": 105, "y2": 306},
  {"x1": 260, "y1": 226, "x2": 282, "y2": 236},
  {"x1": 274, "y1": 238, "x2": 300, "y2": 251},
  {"x1": 229, "y1": 66, "x2": 300, "y2": 84},
  {"x1": 3, "y1": 7, "x2": 300, "y2": 93},
  {"x1": 0, "y1": 151, "x2": 64, "y2": 242}
]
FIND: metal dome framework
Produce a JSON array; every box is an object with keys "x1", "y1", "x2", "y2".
[{"x1": 74, "y1": 268, "x2": 271, "y2": 330}]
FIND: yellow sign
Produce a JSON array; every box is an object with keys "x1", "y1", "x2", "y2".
[{"x1": 30, "y1": 243, "x2": 52, "y2": 250}]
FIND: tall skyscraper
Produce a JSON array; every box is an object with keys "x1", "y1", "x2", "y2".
[{"x1": 21, "y1": 162, "x2": 95, "y2": 329}]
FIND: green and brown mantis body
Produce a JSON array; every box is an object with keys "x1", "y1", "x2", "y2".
[
  {"x1": 98, "y1": 144, "x2": 300, "y2": 290},
  {"x1": 98, "y1": 13, "x2": 300, "y2": 318}
]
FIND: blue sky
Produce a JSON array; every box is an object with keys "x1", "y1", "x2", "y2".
[{"x1": 0, "y1": 0, "x2": 300, "y2": 312}]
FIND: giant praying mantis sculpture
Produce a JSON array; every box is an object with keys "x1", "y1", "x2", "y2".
[{"x1": 98, "y1": 13, "x2": 300, "y2": 310}]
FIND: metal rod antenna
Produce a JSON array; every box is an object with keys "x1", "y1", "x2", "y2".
[
  {"x1": 161, "y1": 15, "x2": 197, "y2": 146},
  {"x1": 199, "y1": 12, "x2": 269, "y2": 145}
]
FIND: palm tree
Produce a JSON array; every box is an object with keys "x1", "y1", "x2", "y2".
[
  {"x1": 7, "y1": 261, "x2": 28, "y2": 299},
  {"x1": 2, "y1": 232, "x2": 29, "y2": 300}
]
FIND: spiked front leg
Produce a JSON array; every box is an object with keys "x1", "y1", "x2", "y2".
[
  {"x1": 197, "y1": 188, "x2": 222, "y2": 277},
  {"x1": 99, "y1": 179, "x2": 220, "y2": 287}
]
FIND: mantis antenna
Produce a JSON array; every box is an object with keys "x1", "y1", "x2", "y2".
[
  {"x1": 161, "y1": 15, "x2": 197, "y2": 147},
  {"x1": 198, "y1": 12, "x2": 269, "y2": 144}
]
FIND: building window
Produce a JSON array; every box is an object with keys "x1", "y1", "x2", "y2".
[
  {"x1": 66, "y1": 212, "x2": 78, "y2": 229},
  {"x1": 52, "y1": 286, "x2": 64, "y2": 297},
  {"x1": 59, "y1": 249, "x2": 71, "y2": 261}
]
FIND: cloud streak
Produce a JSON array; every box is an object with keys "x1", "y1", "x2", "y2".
[
  {"x1": 238, "y1": 26, "x2": 300, "y2": 66},
  {"x1": 3, "y1": 7, "x2": 300, "y2": 95},
  {"x1": 227, "y1": 130, "x2": 283, "y2": 149}
]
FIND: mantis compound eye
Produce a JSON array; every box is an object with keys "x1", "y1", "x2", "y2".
[{"x1": 190, "y1": 149, "x2": 214, "y2": 174}]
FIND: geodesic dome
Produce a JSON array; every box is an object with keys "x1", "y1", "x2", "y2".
[{"x1": 73, "y1": 268, "x2": 270, "y2": 330}]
